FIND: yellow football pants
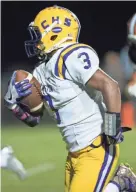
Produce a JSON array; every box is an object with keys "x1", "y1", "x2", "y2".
[{"x1": 65, "y1": 135, "x2": 119, "y2": 192}]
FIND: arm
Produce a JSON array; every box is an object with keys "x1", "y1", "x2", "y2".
[
  {"x1": 64, "y1": 44, "x2": 121, "y2": 113},
  {"x1": 12, "y1": 105, "x2": 41, "y2": 127},
  {"x1": 64, "y1": 44, "x2": 123, "y2": 144},
  {"x1": 86, "y1": 68, "x2": 123, "y2": 143},
  {"x1": 86, "y1": 68, "x2": 121, "y2": 113}
]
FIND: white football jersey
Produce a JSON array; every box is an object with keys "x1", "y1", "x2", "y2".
[{"x1": 33, "y1": 43, "x2": 104, "y2": 152}]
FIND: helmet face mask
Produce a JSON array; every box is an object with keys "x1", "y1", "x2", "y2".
[
  {"x1": 25, "y1": 5, "x2": 81, "y2": 58},
  {"x1": 25, "y1": 26, "x2": 43, "y2": 58}
]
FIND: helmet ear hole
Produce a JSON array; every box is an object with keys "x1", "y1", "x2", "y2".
[{"x1": 50, "y1": 35, "x2": 58, "y2": 41}]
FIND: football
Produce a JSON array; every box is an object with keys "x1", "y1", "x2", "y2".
[{"x1": 15, "y1": 70, "x2": 44, "y2": 116}]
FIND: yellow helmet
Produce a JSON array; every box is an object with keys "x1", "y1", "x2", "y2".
[{"x1": 25, "y1": 5, "x2": 81, "y2": 58}]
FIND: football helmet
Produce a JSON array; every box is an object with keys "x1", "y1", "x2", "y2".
[
  {"x1": 127, "y1": 13, "x2": 136, "y2": 64},
  {"x1": 127, "y1": 13, "x2": 136, "y2": 44},
  {"x1": 25, "y1": 5, "x2": 81, "y2": 58}
]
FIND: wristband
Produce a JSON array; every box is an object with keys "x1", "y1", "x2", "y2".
[{"x1": 103, "y1": 112, "x2": 121, "y2": 136}]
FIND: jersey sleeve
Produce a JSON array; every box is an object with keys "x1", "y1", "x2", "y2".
[
  {"x1": 33, "y1": 66, "x2": 43, "y2": 84},
  {"x1": 32, "y1": 67, "x2": 39, "y2": 80},
  {"x1": 64, "y1": 45, "x2": 99, "y2": 85}
]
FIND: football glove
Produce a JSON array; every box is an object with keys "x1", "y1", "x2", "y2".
[
  {"x1": 4, "y1": 71, "x2": 32, "y2": 110},
  {"x1": 106, "y1": 128, "x2": 124, "y2": 145}
]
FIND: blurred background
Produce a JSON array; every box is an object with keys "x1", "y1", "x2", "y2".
[{"x1": 1, "y1": 1, "x2": 136, "y2": 192}]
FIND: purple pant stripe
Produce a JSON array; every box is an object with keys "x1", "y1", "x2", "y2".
[
  {"x1": 99, "y1": 145, "x2": 116, "y2": 191},
  {"x1": 94, "y1": 144, "x2": 109, "y2": 192}
]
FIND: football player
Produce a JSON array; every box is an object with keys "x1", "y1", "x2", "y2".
[
  {"x1": 127, "y1": 13, "x2": 136, "y2": 99},
  {"x1": 0, "y1": 146, "x2": 27, "y2": 179},
  {"x1": 128, "y1": 13, "x2": 136, "y2": 65},
  {"x1": 120, "y1": 13, "x2": 136, "y2": 127},
  {"x1": 4, "y1": 6, "x2": 136, "y2": 192}
]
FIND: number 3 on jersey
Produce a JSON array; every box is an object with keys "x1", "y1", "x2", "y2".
[{"x1": 78, "y1": 52, "x2": 91, "y2": 69}]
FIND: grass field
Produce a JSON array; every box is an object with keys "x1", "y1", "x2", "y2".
[{"x1": 1, "y1": 125, "x2": 136, "y2": 192}]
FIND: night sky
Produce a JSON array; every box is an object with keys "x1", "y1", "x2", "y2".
[{"x1": 1, "y1": 1, "x2": 136, "y2": 71}]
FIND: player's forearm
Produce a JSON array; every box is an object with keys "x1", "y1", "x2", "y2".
[
  {"x1": 12, "y1": 105, "x2": 40, "y2": 127},
  {"x1": 86, "y1": 69, "x2": 121, "y2": 113},
  {"x1": 101, "y1": 81, "x2": 121, "y2": 113}
]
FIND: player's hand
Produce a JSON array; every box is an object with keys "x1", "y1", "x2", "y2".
[
  {"x1": 106, "y1": 128, "x2": 124, "y2": 145},
  {"x1": 4, "y1": 71, "x2": 32, "y2": 110}
]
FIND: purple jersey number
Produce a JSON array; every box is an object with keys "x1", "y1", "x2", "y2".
[{"x1": 78, "y1": 52, "x2": 91, "y2": 69}]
